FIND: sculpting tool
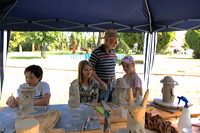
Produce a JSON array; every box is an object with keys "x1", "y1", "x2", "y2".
[
  {"x1": 0, "y1": 127, "x2": 5, "y2": 133},
  {"x1": 84, "y1": 115, "x2": 91, "y2": 130},
  {"x1": 11, "y1": 93, "x2": 15, "y2": 105}
]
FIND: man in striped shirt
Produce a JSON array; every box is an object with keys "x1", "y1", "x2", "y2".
[{"x1": 89, "y1": 29, "x2": 120, "y2": 102}]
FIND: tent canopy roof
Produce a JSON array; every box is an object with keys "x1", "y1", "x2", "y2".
[{"x1": 1, "y1": 0, "x2": 200, "y2": 32}]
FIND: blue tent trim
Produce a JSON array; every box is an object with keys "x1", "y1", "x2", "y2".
[
  {"x1": 1, "y1": 0, "x2": 200, "y2": 32},
  {"x1": 143, "y1": 32, "x2": 157, "y2": 90},
  {"x1": 0, "y1": 30, "x2": 10, "y2": 99}
]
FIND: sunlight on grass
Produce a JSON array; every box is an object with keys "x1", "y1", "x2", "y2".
[
  {"x1": 116, "y1": 59, "x2": 143, "y2": 64},
  {"x1": 165, "y1": 57, "x2": 193, "y2": 59},
  {"x1": 46, "y1": 51, "x2": 73, "y2": 55},
  {"x1": 177, "y1": 70, "x2": 186, "y2": 73},
  {"x1": 8, "y1": 56, "x2": 42, "y2": 59}
]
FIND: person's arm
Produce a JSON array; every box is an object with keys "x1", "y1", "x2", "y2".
[
  {"x1": 89, "y1": 50, "x2": 107, "y2": 90},
  {"x1": 135, "y1": 74, "x2": 143, "y2": 96},
  {"x1": 6, "y1": 96, "x2": 20, "y2": 108},
  {"x1": 33, "y1": 82, "x2": 51, "y2": 106},
  {"x1": 33, "y1": 93, "x2": 51, "y2": 106},
  {"x1": 136, "y1": 87, "x2": 143, "y2": 96},
  {"x1": 93, "y1": 70, "x2": 107, "y2": 90}
]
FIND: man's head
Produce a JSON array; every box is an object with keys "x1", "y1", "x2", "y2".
[{"x1": 101, "y1": 29, "x2": 121, "y2": 51}]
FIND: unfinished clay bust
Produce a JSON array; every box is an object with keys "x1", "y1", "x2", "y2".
[
  {"x1": 160, "y1": 76, "x2": 178, "y2": 103},
  {"x1": 121, "y1": 88, "x2": 149, "y2": 133},
  {"x1": 112, "y1": 78, "x2": 129, "y2": 108},
  {"x1": 15, "y1": 118, "x2": 39, "y2": 133},
  {"x1": 68, "y1": 79, "x2": 80, "y2": 108},
  {"x1": 17, "y1": 86, "x2": 35, "y2": 115}
]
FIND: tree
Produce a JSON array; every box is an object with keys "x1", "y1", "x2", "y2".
[
  {"x1": 185, "y1": 30, "x2": 200, "y2": 58},
  {"x1": 120, "y1": 33, "x2": 143, "y2": 52},
  {"x1": 157, "y1": 32, "x2": 175, "y2": 52},
  {"x1": 9, "y1": 32, "x2": 26, "y2": 52},
  {"x1": 25, "y1": 31, "x2": 61, "y2": 58},
  {"x1": 120, "y1": 32, "x2": 175, "y2": 53}
]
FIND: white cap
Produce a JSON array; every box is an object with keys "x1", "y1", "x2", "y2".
[{"x1": 119, "y1": 55, "x2": 135, "y2": 65}]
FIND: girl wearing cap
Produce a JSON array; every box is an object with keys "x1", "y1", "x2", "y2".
[
  {"x1": 78, "y1": 60, "x2": 99, "y2": 103},
  {"x1": 119, "y1": 55, "x2": 143, "y2": 98},
  {"x1": 6, "y1": 65, "x2": 51, "y2": 108}
]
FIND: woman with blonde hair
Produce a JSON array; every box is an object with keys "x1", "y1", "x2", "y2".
[{"x1": 78, "y1": 60, "x2": 99, "y2": 103}]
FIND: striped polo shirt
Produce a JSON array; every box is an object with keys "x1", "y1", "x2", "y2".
[{"x1": 89, "y1": 44, "x2": 116, "y2": 79}]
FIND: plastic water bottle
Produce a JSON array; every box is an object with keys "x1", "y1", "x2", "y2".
[{"x1": 177, "y1": 96, "x2": 192, "y2": 133}]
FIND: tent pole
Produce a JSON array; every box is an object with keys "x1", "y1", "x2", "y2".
[{"x1": 144, "y1": 0, "x2": 152, "y2": 33}]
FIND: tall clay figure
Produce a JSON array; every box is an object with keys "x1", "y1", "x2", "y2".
[
  {"x1": 160, "y1": 76, "x2": 178, "y2": 103},
  {"x1": 17, "y1": 86, "x2": 35, "y2": 115},
  {"x1": 68, "y1": 79, "x2": 80, "y2": 108},
  {"x1": 112, "y1": 78, "x2": 129, "y2": 108},
  {"x1": 122, "y1": 88, "x2": 149, "y2": 133}
]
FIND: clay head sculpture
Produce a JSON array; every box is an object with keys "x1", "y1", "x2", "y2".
[
  {"x1": 160, "y1": 76, "x2": 178, "y2": 103},
  {"x1": 17, "y1": 86, "x2": 35, "y2": 115},
  {"x1": 68, "y1": 79, "x2": 80, "y2": 109},
  {"x1": 122, "y1": 88, "x2": 149, "y2": 133},
  {"x1": 112, "y1": 78, "x2": 129, "y2": 108}
]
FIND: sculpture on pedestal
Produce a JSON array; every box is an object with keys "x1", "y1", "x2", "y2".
[
  {"x1": 116, "y1": 88, "x2": 150, "y2": 133},
  {"x1": 112, "y1": 78, "x2": 129, "y2": 108},
  {"x1": 17, "y1": 86, "x2": 35, "y2": 115},
  {"x1": 68, "y1": 79, "x2": 80, "y2": 109},
  {"x1": 160, "y1": 76, "x2": 178, "y2": 103}
]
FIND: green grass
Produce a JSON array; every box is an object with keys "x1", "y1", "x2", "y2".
[
  {"x1": 8, "y1": 56, "x2": 42, "y2": 59},
  {"x1": 165, "y1": 57, "x2": 193, "y2": 59},
  {"x1": 116, "y1": 59, "x2": 143, "y2": 64},
  {"x1": 45, "y1": 51, "x2": 73, "y2": 55},
  {"x1": 177, "y1": 70, "x2": 186, "y2": 73}
]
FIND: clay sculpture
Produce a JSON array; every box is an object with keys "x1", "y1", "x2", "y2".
[
  {"x1": 160, "y1": 76, "x2": 178, "y2": 103},
  {"x1": 68, "y1": 79, "x2": 80, "y2": 109},
  {"x1": 17, "y1": 86, "x2": 35, "y2": 115},
  {"x1": 112, "y1": 78, "x2": 129, "y2": 108},
  {"x1": 116, "y1": 88, "x2": 150, "y2": 133}
]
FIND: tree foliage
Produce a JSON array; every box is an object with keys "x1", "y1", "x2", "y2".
[
  {"x1": 185, "y1": 30, "x2": 200, "y2": 58},
  {"x1": 157, "y1": 31, "x2": 175, "y2": 52},
  {"x1": 120, "y1": 33, "x2": 143, "y2": 52},
  {"x1": 9, "y1": 32, "x2": 26, "y2": 52}
]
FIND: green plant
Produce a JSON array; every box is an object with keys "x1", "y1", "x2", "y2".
[{"x1": 159, "y1": 50, "x2": 173, "y2": 55}]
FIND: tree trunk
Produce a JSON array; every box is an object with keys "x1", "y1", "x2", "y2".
[
  {"x1": 19, "y1": 44, "x2": 22, "y2": 52},
  {"x1": 38, "y1": 44, "x2": 40, "y2": 51},
  {"x1": 41, "y1": 43, "x2": 46, "y2": 58},
  {"x1": 32, "y1": 43, "x2": 35, "y2": 52},
  {"x1": 61, "y1": 41, "x2": 64, "y2": 50}
]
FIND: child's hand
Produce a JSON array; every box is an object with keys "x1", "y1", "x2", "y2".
[{"x1": 6, "y1": 96, "x2": 17, "y2": 108}]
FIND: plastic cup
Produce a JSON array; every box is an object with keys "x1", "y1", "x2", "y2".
[
  {"x1": 182, "y1": 128, "x2": 193, "y2": 133},
  {"x1": 121, "y1": 107, "x2": 128, "y2": 118}
]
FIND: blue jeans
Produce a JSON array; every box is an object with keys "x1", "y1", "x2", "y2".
[{"x1": 98, "y1": 79, "x2": 116, "y2": 102}]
